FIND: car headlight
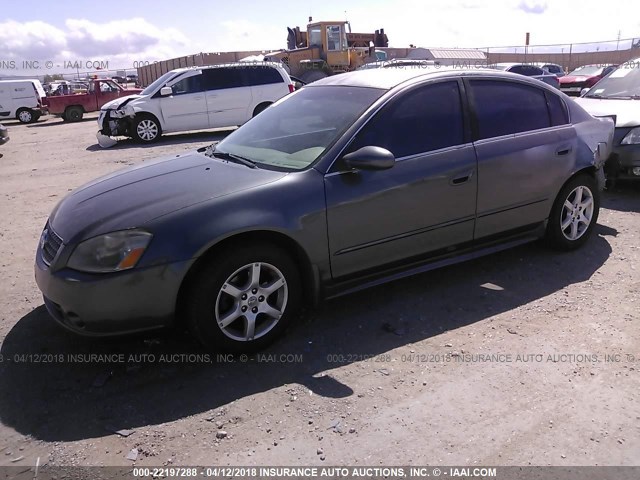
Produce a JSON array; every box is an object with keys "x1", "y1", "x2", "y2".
[
  {"x1": 67, "y1": 230, "x2": 153, "y2": 273},
  {"x1": 621, "y1": 127, "x2": 640, "y2": 145}
]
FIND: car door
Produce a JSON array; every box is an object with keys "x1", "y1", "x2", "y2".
[
  {"x1": 159, "y1": 71, "x2": 207, "y2": 132},
  {"x1": 466, "y1": 79, "x2": 577, "y2": 239},
  {"x1": 243, "y1": 66, "x2": 288, "y2": 109},
  {"x1": 96, "y1": 80, "x2": 123, "y2": 106},
  {"x1": 324, "y1": 80, "x2": 477, "y2": 278},
  {"x1": 203, "y1": 67, "x2": 252, "y2": 127}
]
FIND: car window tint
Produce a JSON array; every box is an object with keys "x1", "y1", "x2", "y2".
[
  {"x1": 170, "y1": 74, "x2": 203, "y2": 95},
  {"x1": 202, "y1": 68, "x2": 244, "y2": 90},
  {"x1": 349, "y1": 81, "x2": 464, "y2": 158},
  {"x1": 470, "y1": 80, "x2": 551, "y2": 139},
  {"x1": 243, "y1": 66, "x2": 284, "y2": 85},
  {"x1": 546, "y1": 91, "x2": 569, "y2": 126}
]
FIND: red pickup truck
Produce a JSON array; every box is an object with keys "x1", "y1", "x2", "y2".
[{"x1": 44, "y1": 79, "x2": 141, "y2": 122}]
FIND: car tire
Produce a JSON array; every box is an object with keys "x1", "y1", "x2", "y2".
[
  {"x1": 545, "y1": 173, "x2": 600, "y2": 250},
  {"x1": 252, "y1": 102, "x2": 272, "y2": 117},
  {"x1": 185, "y1": 243, "x2": 301, "y2": 352},
  {"x1": 64, "y1": 106, "x2": 83, "y2": 122},
  {"x1": 132, "y1": 114, "x2": 161, "y2": 143},
  {"x1": 16, "y1": 108, "x2": 35, "y2": 124}
]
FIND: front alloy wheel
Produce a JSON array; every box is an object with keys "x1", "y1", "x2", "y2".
[
  {"x1": 216, "y1": 262, "x2": 288, "y2": 342},
  {"x1": 133, "y1": 115, "x2": 161, "y2": 143},
  {"x1": 186, "y1": 244, "x2": 301, "y2": 352}
]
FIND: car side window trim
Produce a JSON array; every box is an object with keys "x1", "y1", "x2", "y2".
[
  {"x1": 326, "y1": 79, "x2": 470, "y2": 174},
  {"x1": 464, "y1": 77, "x2": 562, "y2": 141}
]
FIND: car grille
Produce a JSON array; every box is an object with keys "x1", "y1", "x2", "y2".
[{"x1": 41, "y1": 223, "x2": 64, "y2": 265}]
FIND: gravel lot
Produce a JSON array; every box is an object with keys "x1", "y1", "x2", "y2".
[{"x1": 0, "y1": 113, "x2": 639, "y2": 469}]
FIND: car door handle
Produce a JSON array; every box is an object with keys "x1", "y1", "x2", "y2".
[
  {"x1": 556, "y1": 147, "x2": 572, "y2": 156},
  {"x1": 193, "y1": 96, "x2": 203, "y2": 100},
  {"x1": 450, "y1": 170, "x2": 474, "y2": 185}
]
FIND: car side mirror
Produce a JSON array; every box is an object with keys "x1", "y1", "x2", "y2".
[
  {"x1": 160, "y1": 86, "x2": 173, "y2": 96},
  {"x1": 294, "y1": 81, "x2": 303, "y2": 90},
  {"x1": 580, "y1": 87, "x2": 590, "y2": 97},
  {"x1": 342, "y1": 146, "x2": 395, "y2": 170}
]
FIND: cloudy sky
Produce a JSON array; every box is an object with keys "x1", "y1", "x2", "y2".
[{"x1": 1, "y1": 0, "x2": 639, "y2": 75}]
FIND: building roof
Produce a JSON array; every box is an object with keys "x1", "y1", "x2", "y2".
[{"x1": 428, "y1": 49, "x2": 487, "y2": 60}]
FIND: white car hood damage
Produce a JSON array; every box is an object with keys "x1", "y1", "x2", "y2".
[{"x1": 574, "y1": 97, "x2": 640, "y2": 128}]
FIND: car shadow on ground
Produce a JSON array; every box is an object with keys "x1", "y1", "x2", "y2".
[
  {"x1": 85, "y1": 129, "x2": 235, "y2": 151},
  {"x1": 602, "y1": 182, "x2": 640, "y2": 213},
  {"x1": 0, "y1": 225, "x2": 615, "y2": 442}
]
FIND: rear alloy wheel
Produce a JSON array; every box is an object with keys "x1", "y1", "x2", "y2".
[
  {"x1": 64, "y1": 106, "x2": 83, "y2": 122},
  {"x1": 546, "y1": 174, "x2": 599, "y2": 250},
  {"x1": 16, "y1": 108, "x2": 35, "y2": 124},
  {"x1": 133, "y1": 115, "x2": 161, "y2": 143},
  {"x1": 186, "y1": 244, "x2": 301, "y2": 352}
]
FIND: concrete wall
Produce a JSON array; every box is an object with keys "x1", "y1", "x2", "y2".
[{"x1": 486, "y1": 48, "x2": 640, "y2": 72}]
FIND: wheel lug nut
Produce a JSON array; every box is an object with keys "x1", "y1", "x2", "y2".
[
  {"x1": 241, "y1": 306, "x2": 247, "y2": 312},
  {"x1": 252, "y1": 307, "x2": 258, "y2": 313},
  {"x1": 252, "y1": 288, "x2": 258, "y2": 294},
  {"x1": 241, "y1": 293, "x2": 247, "y2": 300},
  {"x1": 258, "y1": 296, "x2": 265, "y2": 302}
]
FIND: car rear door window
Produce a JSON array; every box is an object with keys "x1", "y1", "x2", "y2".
[
  {"x1": 470, "y1": 80, "x2": 551, "y2": 140},
  {"x1": 243, "y1": 66, "x2": 284, "y2": 86},
  {"x1": 545, "y1": 91, "x2": 569, "y2": 126},
  {"x1": 349, "y1": 81, "x2": 465, "y2": 158},
  {"x1": 202, "y1": 68, "x2": 245, "y2": 90}
]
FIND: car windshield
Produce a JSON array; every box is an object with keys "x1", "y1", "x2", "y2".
[
  {"x1": 584, "y1": 62, "x2": 640, "y2": 98},
  {"x1": 569, "y1": 65, "x2": 603, "y2": 76},
  {"x1": 213, "y1": 86, "x2": 385, "y2": 171},
  {"x1": 141, "y1": 71, "x2": 179, "y2": 95}
]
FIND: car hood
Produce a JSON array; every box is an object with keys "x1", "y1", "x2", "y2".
[
  {"x1": 574, "y1": 97, "x2": 640, "y2": 128},
  {"x1": 101, "y1": 94, "x2": 144, "y2": 110},
  {"x1": 560, "y1": 75, "x2": 592, "y2": 84},
  {"x1": 49, "y1": 150, "x2": 288, "y2": 242}
]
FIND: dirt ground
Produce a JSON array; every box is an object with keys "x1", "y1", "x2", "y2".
[{"x1": 0, "y1": 113, "x2": 639, "y2": 470}]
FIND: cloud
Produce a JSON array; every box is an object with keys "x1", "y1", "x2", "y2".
[
  {"x1": 0, "y1": 17, "x2": 193, "y2": 74},
  {"x1": 517, "y1": 1, "x2": 548, "y2": 14},
  {"x1": 0, "y1": 20, "x2": 67, "y2": 59}
]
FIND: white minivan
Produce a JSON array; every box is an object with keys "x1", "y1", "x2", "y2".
[
  {"x1": 98, "y1": 62, "x2": 295, "y2": 144},
  {"x1": 0, "y1": 79, "x2": 48, "y2": 123}
]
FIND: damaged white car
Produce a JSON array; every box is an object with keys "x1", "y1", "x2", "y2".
[{"x1": 97, "y1": 62, "x2": 295, "y2": 147}]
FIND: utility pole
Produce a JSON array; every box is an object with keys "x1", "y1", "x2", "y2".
[{"x1": 616, "y1": 30, "x2": 621, "y2": 50}]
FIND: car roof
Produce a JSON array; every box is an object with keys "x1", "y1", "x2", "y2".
[
  {"x1": 170, "y1": 62, "x2": 285, "y2": 75},
  {"x1": 308, "y1": 67, "x2": 554, "y2": 90}
]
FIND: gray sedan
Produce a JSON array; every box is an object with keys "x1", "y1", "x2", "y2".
[{"x1": 35, "y1": 68, "x2": 614, "y2": 352}]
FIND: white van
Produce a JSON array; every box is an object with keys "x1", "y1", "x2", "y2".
[
  {"x1": 0, "y1": 79, "x2": 48, "y2": 123},
  {"x1": 97, "y1": 62, "x2": 294, "y2": 144}
]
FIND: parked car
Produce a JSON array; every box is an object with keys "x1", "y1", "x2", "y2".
[
  {"x1": 44, "y1": 79, "x2": 142, "y2": 122},
  {"x1": 0, "y1": 122, "x2": 8, "y2": 157},
  {"x1": 575, "y1": 58, "x2": 640, "y2": 182},
  {"x1": 126, "y1": 74, "x2": 138, "y2": 83},
  {"x1": 0, "y1": 79, "x2": 48, "y2": 123},
  {"x1": 111, "y1": 76, "x2": 127, "y2": 84},
  {"x1": 533, "y1": 62, "x2": 565, "y2": 77},
  {"x1": 35, "y1": 68, "x2": 614, "y2": 351},
  {"x1": 559, "y1": 64, "x2": 617, "y2": 96},
  {"x1": 97, "y1": 62, "x2": 294, "y2": 144},
  {"x1": 490, "y1": 63, "x2": 560, "y2": 88}
]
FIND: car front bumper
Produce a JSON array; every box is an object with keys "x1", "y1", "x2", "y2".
[
  {"x1": 606, "y1": 144, "x2": 640, "y2": 180},
  {"x1": 35, "y1": 248, "x2": 193, "y2": 336}
]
